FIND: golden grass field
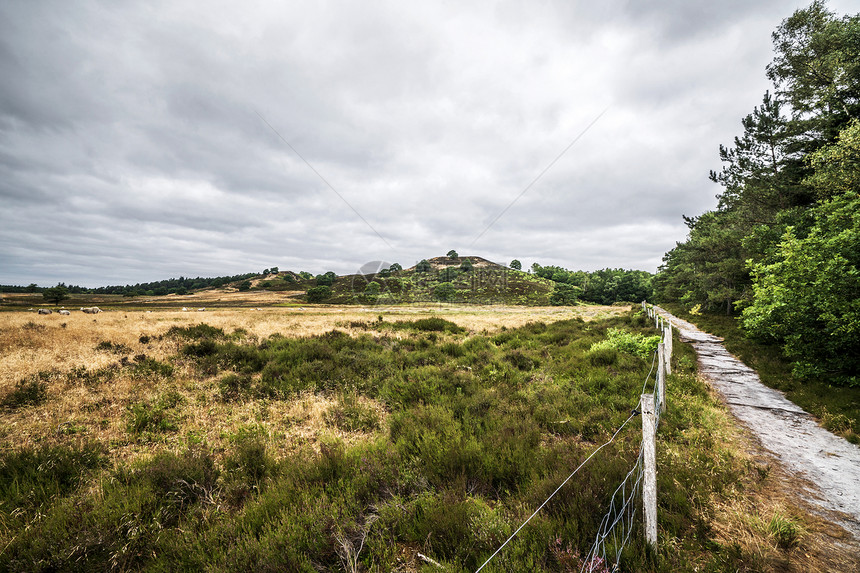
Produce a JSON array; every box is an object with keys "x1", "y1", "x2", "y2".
[{"x1": 0, "y1": 304, "x2": 628, "y2": 462}]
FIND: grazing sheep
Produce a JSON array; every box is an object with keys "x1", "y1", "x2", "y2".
[
  {"x1": 58, "y1": 310, "x2": 71, "y2": 315},
  {"x1": 38, "y1": 308, "x2": 52, "y2": 315},
  {"x1": 81, "y1": 307, "x2": 102, "y2": 314}
]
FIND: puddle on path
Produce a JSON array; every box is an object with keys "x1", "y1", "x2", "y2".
[{"x1": 655, "y1": 307, "x2": 860, "y2": 540}]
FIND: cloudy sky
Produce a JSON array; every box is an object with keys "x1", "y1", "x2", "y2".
[{"x1": 1, "y1": 1, "x2": 854, "y2": 288}]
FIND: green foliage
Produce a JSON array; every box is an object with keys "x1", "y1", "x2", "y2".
[
  {"x1": 126, "y1": 390, "x2": 185, "y2": 437},
  {"x1": 364, "y1": 281, "x2": 381, "y2": 296},
  {"x1": 439, "y1": 266, "x2": 459, "y2": 281},
  {"x1": 130, "y1": 357, "x2": 174, "y2": 380},
  {"x1": 549, "y1": 283, "x2": 581, "y2": 306},
  {"x1": 533, "y1": 264, "x2": 653, "y2": 304},
  {"x1": 238, "y1": 280, "x2": 252, "y2": 291},
  {"x1": 217, "y1": 373, "x2": 254, "y2": 402},
  {"x1": 806, "y1": 118, "x2": 860, "y2": 199},
  {"x1": 447, "y1": 249, "x2": 458, "y2": 258},
  {"x1": 315, "y1": 271, "x2": 337, "y2": 286},
  {"x1": 433, "y1": 281, "x2": 456, "y2": 302},
  {"x1": 223, "y1": 428, "x2": 276, "y2": 503},
  {"x1": 96, "y1": 340, "x2": 130, "y2": 354},
  {"x1": 767, "y1": 1, "x2": 860, "y2": 137},
  {"x1": 743, "y1": 191, "x2": 860, "y2": 385},
  {"x1": 166, "y1": 323, "x2": 225, "y2": 340},
  {"x1": 589, "y1": 328, "x2": 661, "y2": 360},
  {"x1": 460, "y1": 258, "x2": 473, "y2": 272},
  {"x1": 42, "y1": 285, "x2": 69, "y2": 304},
  {"x1": 306, "y1": 285, "x2": 332, "y2": 303},
  {"x1": 510, "y1": 259, "x2": 522, "y2": 270},
  {"x1": 656, "y1": 4, "x2": 860, "y2": 385},
  {"x1": 415, "y1": 259, "x2": 431, "y2": 273},
  {"x1": 387, "y1": 317, "x2": 466, "y2": 333},
  {"x1": 764, "y1": 513, "x2": 804, "y2": 550},
  {"x1": 2, "y1": 374, "x2": 49, "y2": 409},
  {"x1": 325, "y1": 392, "x2": 380, "y2": 432},
  {"x1": 0, "y1": 311, "x2": 790, "y2": 571},
  {"x1": 0, "y1": 442, "x2": 105, "y2": 515}
]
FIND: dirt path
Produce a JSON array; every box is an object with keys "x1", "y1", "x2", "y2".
[{"x1": 655, "y1": 307, "x2": 860, "y2": 541}]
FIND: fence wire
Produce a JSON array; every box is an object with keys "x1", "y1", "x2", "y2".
[
  {"x1": 580, "y1": 307, "x2": 667, "y2": 571},
  {"x1": 475, "y1": 303, "x2": 670, "y2": 573}
]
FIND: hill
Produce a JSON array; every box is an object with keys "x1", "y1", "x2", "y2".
[{"x1": 323, "y1": 255, "x2": 556, "y2": 305}]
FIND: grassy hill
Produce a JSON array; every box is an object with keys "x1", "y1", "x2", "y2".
[{"x1": 323, "y1": 256, "x2": 556, "y2": 305}]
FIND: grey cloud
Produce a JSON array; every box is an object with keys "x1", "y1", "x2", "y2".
[{"x1": 1, "y1": 0, "x2": 841, "y2": 287}]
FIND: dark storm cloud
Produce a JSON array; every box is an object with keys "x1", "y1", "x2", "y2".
[{"x1": 2, "y1": 0, "x2": 856, "y2": 287}]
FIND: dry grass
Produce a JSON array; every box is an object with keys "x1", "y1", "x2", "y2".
[
  {"x1": 0, "y1": 305, "x2": 623, "y2": 464},
  {"x1": 2, "y1": 304, "x2": 859, "y2": 570},
  {"x1": 670, "y1": 378, "x2": 860, "y2": 572}
]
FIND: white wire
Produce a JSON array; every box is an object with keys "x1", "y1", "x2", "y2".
[
  {"x1": 474, "y1": 411, "x2": 638, "y2": 573},
  {"x1": 477, "y1": 310, "x2": 673, "y2": 573}
]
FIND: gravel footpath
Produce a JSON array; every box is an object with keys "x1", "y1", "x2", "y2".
[{"x1": 655, "y1": 307, "x2": 860, "y2": 540}]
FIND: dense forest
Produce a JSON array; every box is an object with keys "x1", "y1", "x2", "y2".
[
  {"x1": 530, "y1": 264, "x2": 653, "y2": 305},
  {"x1": 654, "y1": 1, "x2": 859, "y2": 385}
]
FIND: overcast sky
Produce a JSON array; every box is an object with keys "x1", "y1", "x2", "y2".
[{"x1": 1, "y1": 1, "x2": 854, "y2": 287}]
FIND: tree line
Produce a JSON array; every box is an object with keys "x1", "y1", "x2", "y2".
[
  {"x1": 530, "y1": 264, "x2": 654, "y2": 305},
  {"x1": 655, "y1": 1, "x2": 859, "y2": 385}
]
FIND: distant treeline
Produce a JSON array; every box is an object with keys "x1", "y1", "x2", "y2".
[
  {"x1": 91, "y1": 274, "x2": 258, "y2": 296},
  {"x1": 1, "y1": 273, "x2": 258, "y2": 297},
  {"x1": 530, "y1": 264, "x2": 653, "y2": 304}
]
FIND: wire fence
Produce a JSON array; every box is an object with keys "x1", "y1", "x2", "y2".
[{"x1": 475, "y1": 302, "x2": 671, "y2": 573}]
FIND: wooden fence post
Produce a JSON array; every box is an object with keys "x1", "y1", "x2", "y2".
[
  {"x1": 663, "y1": 325, "x2": 672, "y2": 375},
  {"x1": 657, "y1": 343, "x2": 666, "y2": 413},
  {"x1": 641, "y1": 394, "x2": 657, "y2": 548}
]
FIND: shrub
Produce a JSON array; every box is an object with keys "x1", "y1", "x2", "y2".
[
  {"x1": 131, "y1": 445, "x2": 220, "y2": 526},
  {"x1": 390, "y1": 317, "x2": 465, "y2": 333},
  {"x1": 130, "y1": 357, "x2": 174, "y2": 379},
  {"x1": 0, "y1": 442, "x2": 106, "y2": 513},
  {"x1": 434, "y1": 282, "x2": 456, "y2": 302},
  {"x1": 588, "y1": 328, "x2": 661, "y2": 360},
  {"x1": 223, "y1": 429, "x2": 276, "y2": 505},
  {"x1": 2, "y1": 373, "x2": 50, "y2": 409},
  {"x1": 307, "y1": 285, "x2": 332, "y2": 303},
  {"x1": 439, "y1": 267, "x2": 459, "y2": 282},
  {"x1": 96, "y1": 340, "x2": 131, "y2": 354},
  {"x1": 166, "y1": 323, "x2": 225, "y2": 340},
  {"x1": 218, "y1": 373, "x2": 255, "y2": 401},
  {"x1": 315, "y1": 271, "x2": 337, "y2": 286},
  {"x1": 326, "y1": 393, "x2": 380, "y2": 432},
  {"x1": 126, "y1": 390, "x2": 184, "y2": 436}
]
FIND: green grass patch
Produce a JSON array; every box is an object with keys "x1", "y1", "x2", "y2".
[{"x1": 1, "y1": 373, "x2": 50, "y2": 410}]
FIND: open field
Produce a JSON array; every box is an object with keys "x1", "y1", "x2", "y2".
[
  {"x1": 1, "y1": 305, "x2": 857, "y2": 571},
  {"x1": 0, "y1": 305, "x2": 627, "y2": 462}
]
